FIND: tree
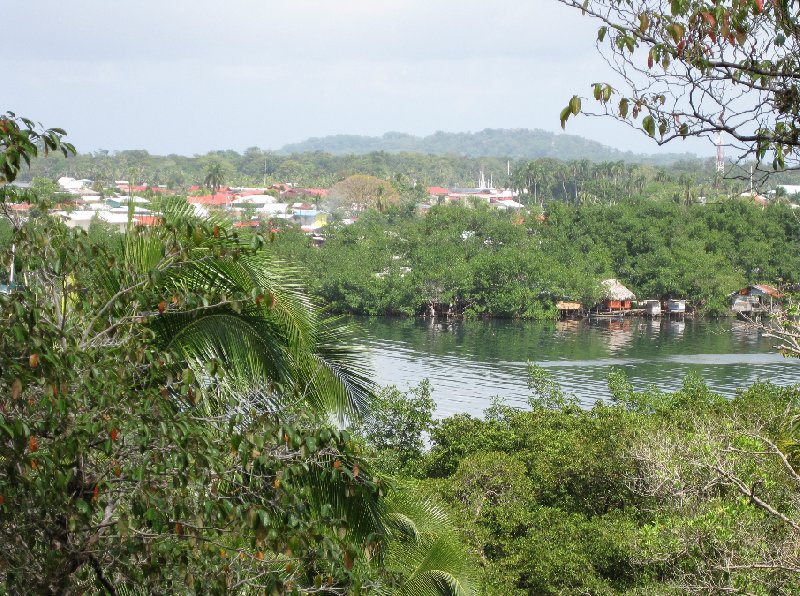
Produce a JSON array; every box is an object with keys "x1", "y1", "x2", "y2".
[
  {"x1": 0, "y1": 116, "x2": 476, "y2": 594},
  {"x1": 0, "y1": 201, "x2": 389, "y2": 592},
  {"x1": 203, "y1": 159, "x2": 227, "y2": 194},
  {"x1": 29, "y1": 177, "x2": 60, "y2": 203},
  {"x1": 352, "y1": 380, "x2": 436, "y2": 476},
  {"x1": 557, "y1": 0, "x2": 800, "y2": 172},
  {"x1": 0, "y1": 112, "x2": 74, "y2": 184},
  {"x1": 328, "y1": 175, "x2": 400, "y2": 214}
]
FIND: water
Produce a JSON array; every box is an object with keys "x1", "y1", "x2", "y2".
[{"x1": 351, "y1": 317, "x2": 800, "y2": 418}]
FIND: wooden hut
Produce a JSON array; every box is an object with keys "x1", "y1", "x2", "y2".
[
  {"x1": 556, "y1": 300, "x2": 583, "y2": 319},
  {"x1": 666, "y1": 299, "x2": 686, "y2": 314},
  {"x1": 599, "y1": 279, "x2": 636, "y2": 312},
  {"x1": 731, "y1": 284, "x2": 783, "y2": 316},
  {"x1": 640, "y1": 299, "x2": 662, "y2": 316}
]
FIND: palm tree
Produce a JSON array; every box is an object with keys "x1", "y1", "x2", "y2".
[
  {"x1": 0, "y1": 115, "x2": 473, "y2": 594},
  {"x1": 678, "y1": 173, "x2": 697, "y2": 206},
  {"x1": 82, "y1": 200, "x2": 475, "y2": 593},
  {"x1": 203, "y1": 160, "x2": 226, "y2": 194},
  {"x1": 85, "y1": 199, "x2": 370, "y2": 421},
  {"x1": 378, "y1": 486, "x2": 477, "y2": 595}
]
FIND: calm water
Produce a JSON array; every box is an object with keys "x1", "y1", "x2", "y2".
[{"x1": 352, "y1": 317, "x2": 800, "y2": 418}]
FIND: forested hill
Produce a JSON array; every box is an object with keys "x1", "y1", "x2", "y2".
[{"x1": 278, "y1": 128, "x2": 696, "y2": 164}]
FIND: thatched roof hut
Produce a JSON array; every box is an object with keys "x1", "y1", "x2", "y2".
[{"x1": 600, "y1": 279, "x2": 636, "y2": 301}]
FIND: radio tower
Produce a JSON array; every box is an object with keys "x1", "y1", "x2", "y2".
[{"x1": 715, "y1": 131, "x2": 725, "y2": 175}]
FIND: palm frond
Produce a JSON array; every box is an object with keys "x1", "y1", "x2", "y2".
[
  {"x1": 374, "y1": 484, "x2": 478, "y2": 596},
  {"x1": 388, "y1": 537, "x2": 476, "y2": 596}
]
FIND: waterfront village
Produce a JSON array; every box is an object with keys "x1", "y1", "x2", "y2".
[{"x1": 6, "y1": 173, "x2": 794, "y2": 319}]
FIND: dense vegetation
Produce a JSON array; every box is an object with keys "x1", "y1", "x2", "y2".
[
  {"x1": 0, "y1": 114, "x2": 476, "y2": 594},
  {"x1": 277, "y1": 128, "x2": 694, "y2": 163},
  {"x1": 365, "y1": 370, "x2": 800, "y2": 594},
  {"x1": 271, "y1": 199, "x2": 800, "y2": 318},
  {"x1": 21, "y1": 134, "x2": 800, "y2": 193},
  {"x1": 6, "y1": 106, "x2": 800, "y2": 593}
]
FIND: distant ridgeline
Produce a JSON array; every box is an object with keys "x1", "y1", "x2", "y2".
[{"x1": 278, "y1": 128, "x2": 696, "y2": 165}]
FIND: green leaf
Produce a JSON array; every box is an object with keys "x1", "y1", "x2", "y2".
[
  {"x1": 569, "y1": 95, "x2": 582, "y2": 115},
  {"x1": 642, "y1": 115, "x2": 656, "y2": 137},
  {"x1": 619, "y1": 98, "x2": 629, "y2": 118},
  {"x1": 560, "y1": 106, "x2": 571, "y2": 129}
]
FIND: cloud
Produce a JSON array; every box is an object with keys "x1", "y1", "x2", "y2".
[{"x1": 6, "y1": 0, "x2": 712, "y2": 156}]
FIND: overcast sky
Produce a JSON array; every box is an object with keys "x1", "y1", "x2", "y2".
[{"x1": 7, "y1": 0, "x2": 711, "y2": 157}]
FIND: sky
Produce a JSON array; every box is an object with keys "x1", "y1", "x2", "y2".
[{"x1": 7, "y1": 0, "x2": 712, "y2": 158}]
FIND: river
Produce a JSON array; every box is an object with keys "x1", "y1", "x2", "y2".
[{"x1": 351, "y1": 317, "x2": 800, "y2": 418}]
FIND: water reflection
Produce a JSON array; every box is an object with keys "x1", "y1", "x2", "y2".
[{"x1": 353, "y1": 317, "x2": 800, "y2": 418}]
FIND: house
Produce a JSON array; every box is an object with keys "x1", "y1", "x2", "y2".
[
  {"x1": 291, "y1": 202, "x2": 318, "y2": 217},
  {"x1": 58, "y1": 177, "x2": 93, "y2": 191},
  {"x1": 302, "y1": 188, "x2": 329, "y2": 199},
  {"x1": 599, "y1": 279, "x2": 636, "y2": 311},
  {"x1": 556, "y1": 300, "x2": 583, "y2": 318},
  {"x1": 133, "y1": 215, "x2": 163, "y2": 227},
  {"x1": 731, "y1": 284, "x2": 783, "y2": 315},
  {"x1": 115, "y1": 183, "x2": 149, "y2": 194},
  {"x1": 640, "y1": 299, "x2": 662, "y2": 316},
  {"x1": 739, "y1": 191, "x2": 769, "y2": 206},
  {"x1": 665, "y1": 299, "x2": 686, "y2": 314},
  {"x1": 231, "y1": 195, "x2": 273, "y2": 208},
  {"x1": 258, "y1": 203, "x2": 289, "y2": 215},
  {"x1": 188, "y1": 193, "x2": 234, "y2": 207},
  {"x1": 428, "y1": 186, "x2": 450, "y2": 197}
]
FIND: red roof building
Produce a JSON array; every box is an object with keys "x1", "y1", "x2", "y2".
[
  {"x1": 302, "y1": 188, "x2": 329, "y2": 197},
  {"x1": 116, "y1": 184, "x2": 149, "y2": 193},
  {"x1": 428, "y1": 186, "x2": 450, "y2": 195},
  {"x1": 188, "y1": 193, "x2": 234, "y2": 206},
  {"x1": 133, "y1": 215, "x2": 163, "y2": 227}
]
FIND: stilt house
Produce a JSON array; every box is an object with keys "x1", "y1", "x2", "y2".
[{"x1": 599, "y1": 279, "x2": 636, "y2": 312}]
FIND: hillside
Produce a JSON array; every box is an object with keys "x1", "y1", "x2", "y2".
[{"x1": 278, "y1": 128, "x2": 697, "y2": 164}]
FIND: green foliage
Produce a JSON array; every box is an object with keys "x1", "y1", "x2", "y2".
[
  {"x1": 0, "y1": 198, "x2": 390, "y2": 592},
  {"x1": 409, "y1": 370, "x2": 800, "y2": 594},
  {"x1": 202, "y1": 159, "x2": 229, "y2": 194},
  {"x1": 269, "y1": 200, "x2": 799, "y2": 318},
  {"x1": 0, "y1": 112, "x2": 75, "y2": 183},
  {"x1": 328, "y1": 174, "x2": 401, "y2": 214},
  {"x1": 560, "y1": 0, "x2": 800, "y2": 171},
  {"x1": 380, "y1": 486, "x2": 478, "y2": 596},
  {"x1": 352, "y1": 380, "x2": 436, "y2": 476},
  {"x1": 0, "y1": 116, "x2": 476, "y2": 593}
]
